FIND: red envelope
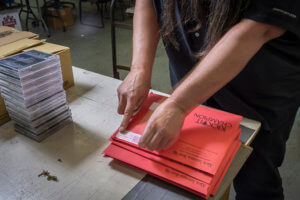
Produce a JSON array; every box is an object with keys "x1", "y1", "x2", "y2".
[
  {"x1": 112, "y1": 93, "x2": 242, "y2": 175},
  {"x1": 109, "y1": 138, "x2": 240, "y2": 196},
  {"x1": 103, "y1": 143, "x2": 210, "y2": 199},
  {"x1": 104, "y1": 93, "x2": 243, "y2": 199},
  {"x1": 111, "y1": 139, "x2": 213, "y2": 184}
]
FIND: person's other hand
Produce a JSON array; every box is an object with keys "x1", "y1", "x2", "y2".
[
  {"x1": 138, "y1": 99, "x2": 186, "y2": 151},
  {"x1": 117, "y1": 69, "x2": 151, "y2": 132}
]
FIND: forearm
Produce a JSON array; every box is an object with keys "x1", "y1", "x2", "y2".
[
  {"x1": 169, "y1": 19, "x2": 285, "y2": 113},
  {"x1": 131, "y1": 0, "x2": 160, "y2": 74},
  {"x1": 117, "y1": 1, "x2": 160, "y2": 130}
]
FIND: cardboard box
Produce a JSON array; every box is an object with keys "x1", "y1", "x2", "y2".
[
  {"x1": 0, "y1": 26, "x2": 38, "y2": 46},
  {"x1": 46, "y1": 7, "x2": 74, "y2": 30},
  {"x1": 0, "y1": 9, "x2": 22, "y2": 31},
  {"x1": 24, "y1": 42, "x2": 74, "y2": 90},
  {"x1": 0, "y1": 38, "x2": 43, "y2": 58},
  {"x1": 0, "y1": 97, "x2": 10, "y2": 126},
  {"x1": 0, "y1": 113, "x2": 10, "y2": 126},
  {"x1": 0, "y1": 96, "x2": 7, "y2": 116}
]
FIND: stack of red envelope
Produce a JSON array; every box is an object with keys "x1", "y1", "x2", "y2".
[{"x1": 103, "y1": 93, "x2": 243, "y2": 199}]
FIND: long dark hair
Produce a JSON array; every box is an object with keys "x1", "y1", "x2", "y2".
[{"x1": 161, "y1": 0, "x2": 249, "y2": 57}]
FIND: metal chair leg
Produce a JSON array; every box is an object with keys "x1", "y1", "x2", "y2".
[
  {"x1": 99, "y1": 0, "x2": 104, "y2": 27},
  {"x1": 35, "y1": 0, "x2": 50, "y2": 37},
  {"x1": 79, "y1": 0, "x2": 82, "y2": 22},
  {"x1": 110, "y1": 0, "x2": 120, "y2": 79},
  {"x1": 119, "y1": 0, "x2": 125, "y2": 21},
  {"x1": 25, "y1": 9, "x2": 29, "y2": 30}
]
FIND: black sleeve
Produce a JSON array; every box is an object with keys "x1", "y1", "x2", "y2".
[
  {"x1": 243, "y1": 0, "x2": 300, "y2": 37},
  {"x1": 152, "y1": 0, "x2": 164, "y2": 25}
]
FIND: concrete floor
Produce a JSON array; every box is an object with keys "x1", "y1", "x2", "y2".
[{"x1": 21, "y1": 2, "x2": 299, "y2": 199}]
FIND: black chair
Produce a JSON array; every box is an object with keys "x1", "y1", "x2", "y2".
[
  {"x1": 78, "y1": 0, "x2": 106, "y2": 28},
  {"x1": 78, "y1": 0, "x2": 127, "y2": 28},
  {"x1": 18, "y1": 0, "x2": 50, "y2": 36},
  {"x1": 110, "y1": 0, "x2": 133, "y2": 79},
  {"x1": 19, "y1": 0, "x2": 39, "y2": 30}
]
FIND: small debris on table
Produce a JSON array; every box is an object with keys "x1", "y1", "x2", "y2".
[
  {"x1": 57, "y1": 158, "x2": 62, "y2": 162},
  {"x1": 38, "y1": 170, "x2": 59, "y2": 182}
]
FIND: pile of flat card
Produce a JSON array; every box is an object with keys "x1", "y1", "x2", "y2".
[
  {"x1": 103, "y1": 93, "x2": 243, "y2": 199},
  {"x1": 0, "y1": 50, "x2": 72, "y2": 141}
]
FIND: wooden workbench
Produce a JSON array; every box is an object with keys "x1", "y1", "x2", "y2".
[{"x1": 0, "y1": 67, "x2": 261, "y2": 200}]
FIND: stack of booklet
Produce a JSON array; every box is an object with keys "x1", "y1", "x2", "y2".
[
  {"x1": 104, "y1": 93, "x2": 243, "y2": 199},
  {"x1": 0, "y1": 50, "x2": 72, "y2": 141}
]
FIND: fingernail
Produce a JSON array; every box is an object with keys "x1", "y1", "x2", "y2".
[{"x1": 119, "y1": 127, "x2": 125, "y2": 132}]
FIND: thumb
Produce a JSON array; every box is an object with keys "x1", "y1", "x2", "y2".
[{"x1": 119, "y1": 101, "x2": 135, "y2": 132}]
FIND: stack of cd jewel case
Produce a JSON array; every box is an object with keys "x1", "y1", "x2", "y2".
[{"x1": 0, "y1": 50, "x2": 72, "y2": 141}]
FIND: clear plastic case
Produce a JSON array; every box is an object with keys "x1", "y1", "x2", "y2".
[
  {"x1": 0, "y1": 72, "x2": 20, "y2": 86},
  {"x1": 19, "y1": 63, "x2": 60, "y2": 83},
  {"x1": 4, "y1": 93, "x2": 67, "y2": 120},
  {"x1": 0, "y1": 75, "x2": 63, "y2": 97},
  {"x1": 8, "y1": 104, "x2": 70, "y2": 128},
  {"x1": 14, "y1": 110, "x2": 72, "y2": 135},
  {"x1": 15, "y1": 117, "x2": 73, "y2": 142},
  {"x1": 0, "y1": 79, "x2": 21, "y2": 93},
  {"x1": 0, "y1": 63, "x2": 61, "y2": 87},
  {"x1": 20, "y1": 68, "x2": 62, "y2": 90},
  {"x1": 0, "y1": 50, "x2": 60, "y2": 78},
  {"x1": 1, "y1": 83, "x2": 64, "y2": 108}
]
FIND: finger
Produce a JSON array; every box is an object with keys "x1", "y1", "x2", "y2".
[
  {"x1": 135, "y1": 95, "x2": 147, "y2": 110},
  {"x1": 155, "y1": 137, "x2": 169, "y2": 152},
  {"x1": 148, "y1": 131, "x2": 164, "y2": 151},
  {"x1": 119, "y1": 101, "x2": 135, "y2": 132},
  {"x1": 139, "y1": 128, "x2": 155, "y2": 148},
  {"x1": 162, "y1": 138, "x2": 177, "y2": 150},
  {"x1": 132, "y1": 95, "x2": 147, "y2": 116},
  {"x1": 133, "y1": 100, "x2": 143, "y2": 116},
  {"x1": 133, "y1": 106, "x2": 141, "y2": 116},
  {"x1": 117, "y1": 95, "x2": 127, "y2": 114},
  {"x1": 138, "y1": 123, "x2": 156, "y2": 148}
]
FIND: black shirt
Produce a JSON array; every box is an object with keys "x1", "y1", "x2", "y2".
[{"x1": 153, "y1": 0, "x2": 300, "y2": 132}]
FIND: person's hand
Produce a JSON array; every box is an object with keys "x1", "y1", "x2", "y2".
[
  {"x1": 117, "y1": 69, "x2": 151, "y2": 132},
  {"x1": 138, "y1": 99, "x2": 186, "y2": 151}
]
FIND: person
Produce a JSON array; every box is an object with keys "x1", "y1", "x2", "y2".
[{"x1": 117, "y1": 0, "x2": 300, "y2": 199}]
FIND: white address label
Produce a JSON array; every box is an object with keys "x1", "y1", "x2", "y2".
[
  {"x1": 116, "y1": 102, "x2": 160, "y2": 144},
  {"x1": 116, "y1": 131, "x2": 141, "y2": 145}
]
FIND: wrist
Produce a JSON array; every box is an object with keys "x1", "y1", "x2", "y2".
[
  {"x1": 131, "y1": 59, "x2": 153, "y2": 73},
  {"x1": 166, "y1": 98, "x2": 190, "y2": 116},
  {"x1": 130, "y1": 65, "x2": 152, "y2": 80}
]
